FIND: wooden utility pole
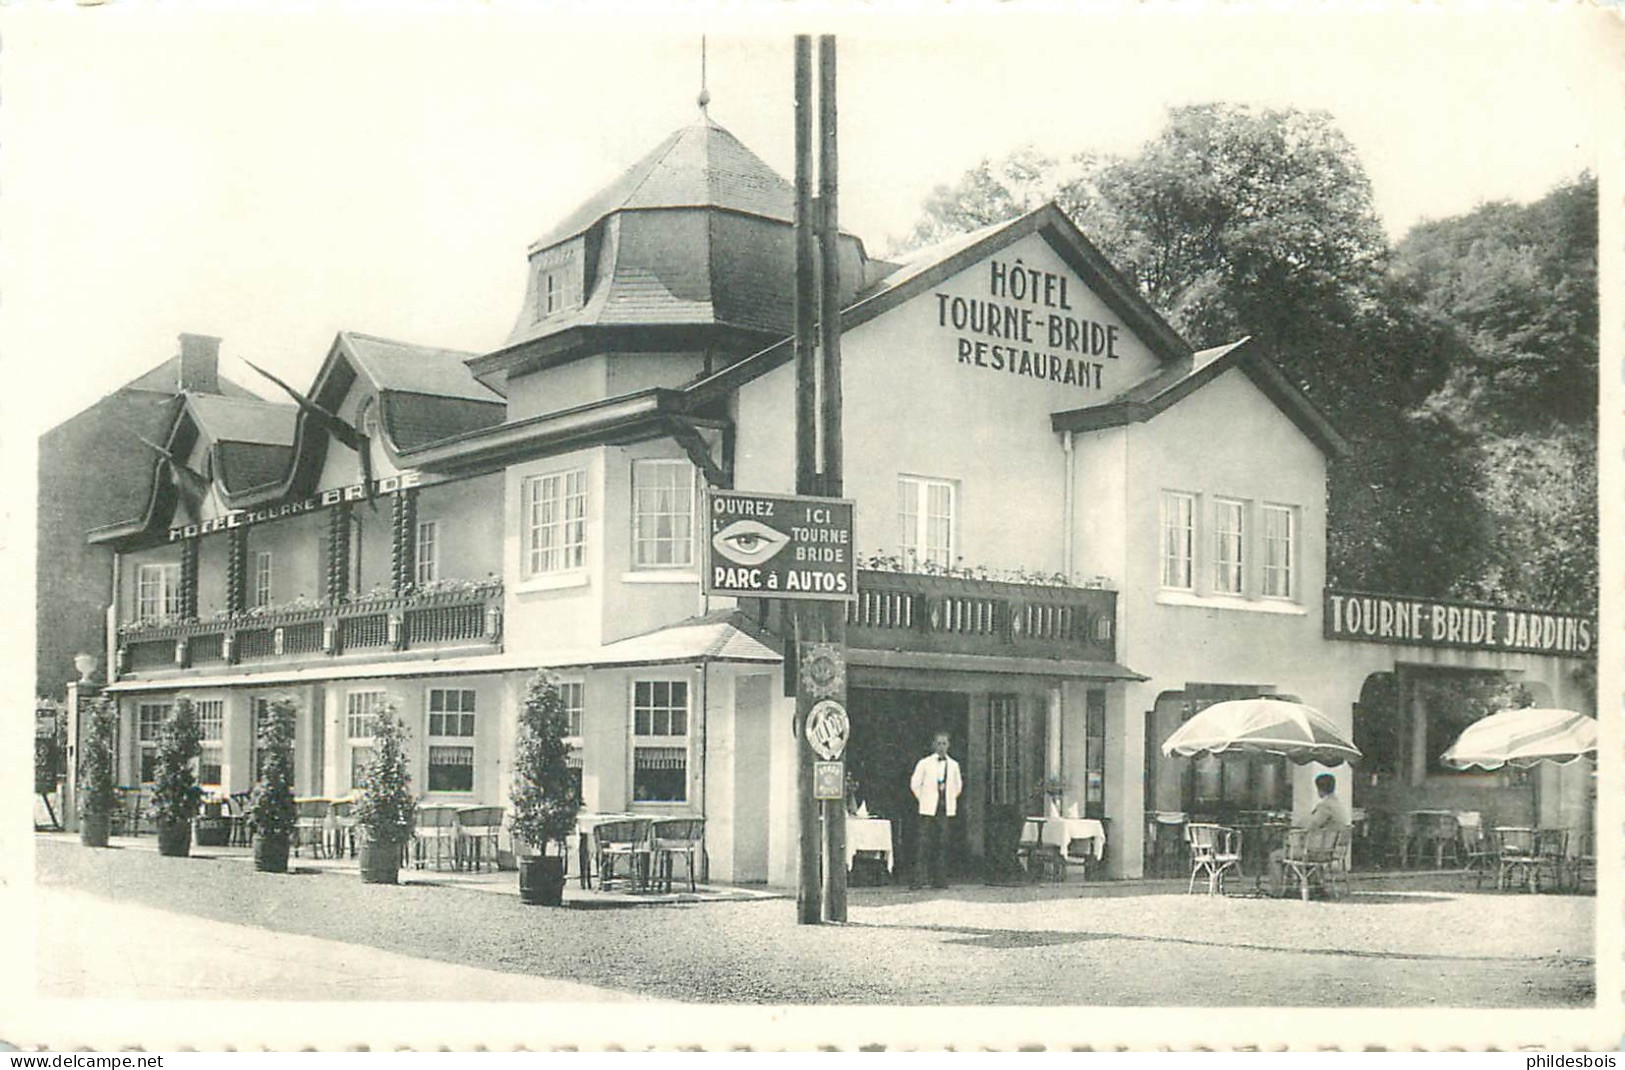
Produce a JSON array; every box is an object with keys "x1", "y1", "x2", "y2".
[
  {"x1": 816, "y1": 34, "x2": 848, "y2": 924},
  {"x1": 791, "y1": 34, "x2": 823, "y2": 926}
]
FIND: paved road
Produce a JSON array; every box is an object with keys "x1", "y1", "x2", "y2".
[
  {"x1": 33, "y1": 837, "x2": 1594, "y2": 1009},
  {"x1": 37, "y1": 886, "x2": 650, "y2": 1002}
]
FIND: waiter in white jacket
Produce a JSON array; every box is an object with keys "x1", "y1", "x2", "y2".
[{"x1": 909, "y1": 731, "x2": 963, "y2": 889}]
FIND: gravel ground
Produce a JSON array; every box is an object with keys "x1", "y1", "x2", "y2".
[{"x1": 36, "y1": 838, "x2": 1593, "y2": 1006}]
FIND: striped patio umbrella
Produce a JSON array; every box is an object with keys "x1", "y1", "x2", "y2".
[
  {"x1": 1440, "y1": 707, "x2": 1597, "y2": 771},
  {"x1": 1161, "y1": 698, "x2": 1362, "y2": 767}
]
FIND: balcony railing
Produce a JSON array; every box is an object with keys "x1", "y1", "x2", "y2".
[
  {"x1": 114, "y1": 582, "x2": 503, "y2": 677},
  {"x1": 749, "y1": 569, "x2": 1117, "y2": 663},
  {"x1": 847, "y1": 570, "x2": 1117, "y2": 662}
]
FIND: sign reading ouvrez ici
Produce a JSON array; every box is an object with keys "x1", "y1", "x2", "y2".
[{"x1": 703, "y1": 489, "x2": 856, "y2": 601}]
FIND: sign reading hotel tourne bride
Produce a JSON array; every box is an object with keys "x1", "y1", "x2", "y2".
[
  {"x1": 167, "y1": 470, "x2": 423, "y2": 541},
  {"x1": 933, "y1": 256, "x2": 1127, "y2": 393}
]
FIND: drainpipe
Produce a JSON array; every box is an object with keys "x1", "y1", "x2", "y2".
[
  {"x1": 1061, "y1": 433, "x2": 1075, "y2": 582},
  {"x1": 699, "y1": 659, "x2": 710, "y2": 883}
]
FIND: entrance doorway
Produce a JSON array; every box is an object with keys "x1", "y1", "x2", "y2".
[{"x1": 847, "y1": 688, "x2": 970, "y2": 880}]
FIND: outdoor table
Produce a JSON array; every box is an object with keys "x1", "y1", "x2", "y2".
[
  {"x1": 1020, "y1": 815, "x2": 1107, "y2": 878},
  {"x1": 844, "y1": 817, "x2": 894, "y2": 872},
  {"x1": 1233, "y1": 819, "x2": 1290, "y2": 878},
  {"x1": 1405, "y1": 809, "x2": 1460, "y2": 868}
]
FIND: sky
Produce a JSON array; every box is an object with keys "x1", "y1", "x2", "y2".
[{"x1": 1, "y1": 7, "x2": 1617, "y2": 439}]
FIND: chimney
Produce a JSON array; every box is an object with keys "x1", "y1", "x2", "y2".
[{"x1": 177, "y1": 333, "x2": 221, "y2": 394}]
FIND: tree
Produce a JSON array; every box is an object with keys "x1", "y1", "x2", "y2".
[
  {"x1": 149, "y1": 696, "x2": 204, "y2": 854},
  {"x1": 903, "y1": 104, "x2": 1493, "y2": 599},
  {"x1": 510, "y1": 671, "x2": 577, "y2": 856},
  {"x1": 1392, "y1": 174, "x2": 1598, "y2": 433},
  {"x1": 249, "y1": 698, "x2": 298, "y2": 871}
]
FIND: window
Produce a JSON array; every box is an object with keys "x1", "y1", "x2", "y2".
[
  {"x1": 428, "y1": 746, "x2": 474, "y2": 793},
  {"x1": 524, "y1": 469, "x2": 588, "y2": 575},
  {"x1": 253, "y1": 551, "x2": 273, "y2": 608},
  {"x1": 1212, "y1": 499, "x2": 1244, "y2": 595},
  {"x1": 428, "y1": 688, "x2": 476, "y2": 737},
  {"x1": 559, "y1": 681, "x2": 585, "y2": 740},
  {"x1": 632, "y1": 680, "x2": 689, "y2": 803},
  {"x1": 137, "y1": 702, "x2": 171, "y2": 782},
  {"x1": 345, "y1": 690, "x2": 385, "y2": 791},
  {"x1": 427, "y1": 689, "x2": 476, "y2": 793},
  {"x1": 136, "y1": 563, "x2": 181, "y2": 622},
  {"x1": 415, "y1": 520, "x2": 438, "y2": 585},
  {"x1": 898, "y1": 476, "x2": 956, "y2": 568},
  {"x1": 1159, "y1": 492, "x2": 1195, "y2": 590},
  {"x1": 195, "y1": 699, "x2": 224, "y2": 787},
  {"x1": 534, "y1": 261, "x2": 581, "y2": 322},
  {"x1": 987, "y1": 695, "x2": 1019, "y2": 807},
  {"x1": 1262, "y1": 505, "x2": 1295, "y2": 599},
  {"x1": 1084, "y1": 689, "x2": 1106, "y2": 819},
  {"x1": 632, "y1": 459, "x2": 696, "y2": 568}
]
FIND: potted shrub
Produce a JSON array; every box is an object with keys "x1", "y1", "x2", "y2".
[
  {"x1": 77, "y1": 697, "x2": 118, "y2": 848},
  {"x1": 353, "y1": 704, "x2": 414, "y2": 885},
  {"x1": 249, "y1": 697, "x2": 297, "y2": 873},
  {"x1": 149, "y1": 696, "x2": 203, "y2": 857},
  {"x1": 510, "y1": 671, "x2": 577, "y2": 906}
]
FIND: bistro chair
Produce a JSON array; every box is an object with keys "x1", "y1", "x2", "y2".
[
  {"x1": 1147, "y1": 812, "x2": 1188, "y2": 878},
  {"x1": 594, "y1": 819, "x2": 653, "y2": 892},
  {"x1": 329, "y1": 799, "x2": 358, "y2": 859},
  {"x1": 413, "y1": 804, "x2": 461, "y2": 870},
  {"x1": 455, "y1": 806, "x2": 506, "y2": 873},
  {"x1": 651, "y1": 818, "x2": 706, "y2": 893},
  {"x1": 1533, "y1": 828, "x2": 1569, "y2": 893},
  {"x1": 1280, "y1": 827, "x2": 1352, "y2": 901},
  {"x1": 1185, "y1": 823, "x2": 1241, "y2": 896},
  {"x1": 293, "y1": 799, "x2": 331, "y2": 859},
  {"x1": 226, "y1": 791, "x2": 255, "y2": 847},
  {"x1": 1454, "y1": 812, "x2": 1497, "y2": 888},
  {"x1": 1405, "y1": 811, "x2": 1460, "y2": 869},
  {"x1": 1495, "y1": 827, "x2": 1539, "y2": 892},
  {"x1": 1569, "y1": 830, "x2": 1596, "y2": 894}
]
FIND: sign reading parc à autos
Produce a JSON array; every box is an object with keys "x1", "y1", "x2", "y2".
[
  {"x1": 1324, "y1": 590, "x2": 1595, "y2": 657},
  {"x1": 167, "y1": 471, "x2": 423, "y2": 541},
  {"x1": 703, "y1": 489, "x2": 856, "y2": 601}
]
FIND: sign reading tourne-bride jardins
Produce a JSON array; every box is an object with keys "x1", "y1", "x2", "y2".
[{"x1": 1324, "y1": 589, "x2": 1594, "y2": 657}]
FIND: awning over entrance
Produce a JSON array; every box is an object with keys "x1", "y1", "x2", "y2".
[{"x1": 847, "y1": 648, "x2": 1144, "y2": 681}]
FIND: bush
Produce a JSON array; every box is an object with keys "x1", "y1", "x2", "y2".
[
  {"x1": 249, "y1": 698, "x2": 298, "y2": 843},
  {"x1": 510, "y1": 672, "x2": 577, "y2": 855},
  {"x1": 77, "y1": 697, "x2": 118, "y2": 822},
  {"x1": 149, "y1": 696, "x2": 204, "y2": 826},
  {"x1": 354, "y1": 704, "x2": 415, "y2": 844}
]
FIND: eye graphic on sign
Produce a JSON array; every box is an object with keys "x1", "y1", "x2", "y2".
[{"x1": 711, "y1": 519, "x2": 790, "y2": 566}]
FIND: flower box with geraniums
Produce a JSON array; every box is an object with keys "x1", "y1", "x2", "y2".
[
  {"x1": 77, "y1": 697, "x2": 118, "y2": 848},
  {"x1": 510, "y1": 671, "x2": 578, "y2": 906},
  {"x1": 353, "y1": 704, "x2": 415, "y2": 885},
  {"x1": 248, "y1": 698, "x2": 298, "y2": 873},
  {"x1": 149, "y1": 696, "x2": 204, "y2": 857}
]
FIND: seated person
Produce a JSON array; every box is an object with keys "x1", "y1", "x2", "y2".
[{"x1": 1269, "y1": 773, "x2": 1346, "y2": 896}]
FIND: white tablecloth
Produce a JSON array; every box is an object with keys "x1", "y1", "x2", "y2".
[
  {"x1": 1020, "y1": 816, "x2": 1107, "y2": 860},
  {"x1": 846, "y1": 818, "x2": 894, "y2": 871}
]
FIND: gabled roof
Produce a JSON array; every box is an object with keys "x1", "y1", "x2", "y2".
[
  {"x1": 1049, "y1": 337, "x2": 1349, "y2": 457},
  {"x1": 122, "y1": 357, "x2": 260, "y2": 400},
  {"x1": 684, "y1": 202, "x2": 1195, "y2": 406},
  {"x1": 528, "y1": 115, "x2": 796, "y2": 251},
  {"x1": 184, "y1": 393, "x2": 297, "y2": 447},
  {"x1": 339, "y1": 332, "x2": 502, "y2": 403}
]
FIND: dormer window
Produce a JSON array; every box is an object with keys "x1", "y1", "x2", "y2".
[{"x1": 531, "y1": 247, "x2": 582, "y2": 323}]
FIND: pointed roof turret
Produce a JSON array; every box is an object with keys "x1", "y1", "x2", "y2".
[{"x1": 527, "y1": 116, "x2": 796, "y2": 252}]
